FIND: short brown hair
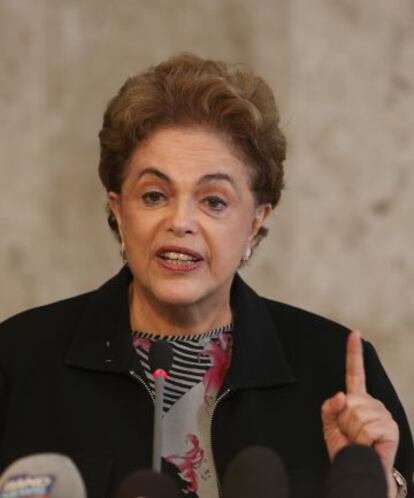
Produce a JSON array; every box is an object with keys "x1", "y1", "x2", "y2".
[{"x1": 99, "y1": 53, "x2": 286, "y2": 243}]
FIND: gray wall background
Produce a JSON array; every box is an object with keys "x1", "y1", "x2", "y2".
[{"x1": 1, "y1": 0, "x2": 413, "y2": 430}]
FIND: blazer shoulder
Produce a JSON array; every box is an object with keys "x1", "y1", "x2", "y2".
[
  {"x1": 0, "y1": 291, "x2": 93, "y2": 344},
  {"x1": 261, "y1": 296, "x2": 350, "y2": 346}
]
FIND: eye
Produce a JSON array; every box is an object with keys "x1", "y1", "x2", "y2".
[
  {"x1": 142, "y1": 191, "x2": 166, "y2": 205},
  {"x1": 203, "y1": 195, "x2": 228, "y2": 212}
]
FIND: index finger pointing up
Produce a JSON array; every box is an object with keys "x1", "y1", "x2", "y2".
[{"x1": 346, "y1": 330, "x2": 367, "y2": 394}]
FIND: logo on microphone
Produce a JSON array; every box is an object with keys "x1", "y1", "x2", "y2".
[{"x1": 0, "y1": 473, "x2": 55, "y2": 498}]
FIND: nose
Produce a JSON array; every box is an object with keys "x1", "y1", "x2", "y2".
[{"x1": 167, "y1": 198, "x2": 198, "y2": 236}]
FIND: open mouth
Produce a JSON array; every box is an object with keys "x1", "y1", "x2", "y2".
[
  {"x1": 159, "y1": 251, "x2": 200, "y2": 263},
  {"x1": 156, "y1": 247, "x2": 204, "y2": 269}
]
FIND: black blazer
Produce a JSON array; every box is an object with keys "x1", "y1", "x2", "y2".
[{"x1": 0, "y1": 267, "x2": 412, "y2": 498}]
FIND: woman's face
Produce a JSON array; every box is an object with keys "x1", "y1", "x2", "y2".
[{"x1": 109, "y1": 127, "x2": 271, "y2": 311}]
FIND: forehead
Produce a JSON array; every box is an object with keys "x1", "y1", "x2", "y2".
[{"x1": 126, "y1": 127, "x2": 251, "y2": 184}]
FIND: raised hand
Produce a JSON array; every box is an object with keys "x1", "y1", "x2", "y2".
[{"x1": 321, "y1": 330, "x2": 399, "y2": 497}]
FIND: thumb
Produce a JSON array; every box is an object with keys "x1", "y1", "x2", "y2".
[
  {"x1": 321, "y1": 391, "x2": 347, "y2": 425},
  {"x1": 321, "y1": 392, "x2": 348, "y2": 461}
]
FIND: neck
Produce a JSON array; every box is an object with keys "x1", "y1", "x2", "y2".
[{"x1": 128, "y1": 282, "x2": 233, "y2": 336}]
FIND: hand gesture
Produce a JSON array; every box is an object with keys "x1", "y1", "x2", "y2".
[{"x1": 321, "y1": 330, "x2": 399, "y2": 496}]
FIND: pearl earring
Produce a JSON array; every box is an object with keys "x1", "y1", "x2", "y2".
[
  {"x1": 120, "y1": 241, "x2": 128, "y2": 264},
  {"x1": 242, "y1": 246, "x2": 252, "y2": 263}
]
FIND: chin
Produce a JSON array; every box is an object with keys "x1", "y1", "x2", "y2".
[
  {"x1": 151, "y1": 280, "x2": 213, "y2": 308},
  {"x1": 155, "y1": 288, "x2": 205, "y2": 307}
]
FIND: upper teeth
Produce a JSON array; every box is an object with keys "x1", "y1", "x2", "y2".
[{"x1": 162, "y1": 251, "x2": 197, "y2": 261}]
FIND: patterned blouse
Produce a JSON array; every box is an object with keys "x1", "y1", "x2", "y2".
[{"x1": 132, "y1": 324, "x2": 233, "y2": 498}]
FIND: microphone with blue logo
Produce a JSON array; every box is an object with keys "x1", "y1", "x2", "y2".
[{"x1": 0, "y1": 453, "x2": 86, "y2": 498}]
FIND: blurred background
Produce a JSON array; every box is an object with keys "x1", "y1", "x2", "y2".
[{"x1": 0, "y1": 0, "x2": 413, "y2": 429}]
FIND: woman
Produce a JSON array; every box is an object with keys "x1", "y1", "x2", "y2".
[{"x1": 0, "y1": 54, "x2": 412, "y2": 498}]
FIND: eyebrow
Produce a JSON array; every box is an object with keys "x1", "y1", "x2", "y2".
[
  {"x1": 137, "y1": 167, "x2": 170, "y2": 182},
  {"x1": 136, "y1": 167, "x2": 237, "y2": 188},
  {"x1": 198, "y1": 173, "x2": 236, "y2": 188}
]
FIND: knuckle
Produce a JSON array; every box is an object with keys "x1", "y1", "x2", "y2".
[
  {"x1": 321, "y1": 400, "x2": 332, "y2": 416},
  {"x1": 345, "y1": 397, "x2": 363, "y2": 414},
  {"x1": 321, "y1": 398, "x2": 330, "y2": 411},
  {"x1": 390, "y1": 419, "x2": 399, "y2": 436}
]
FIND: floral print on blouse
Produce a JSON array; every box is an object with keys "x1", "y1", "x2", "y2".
[{"x1": 132, "y1": 324, "x2": 233, "y2": 497}]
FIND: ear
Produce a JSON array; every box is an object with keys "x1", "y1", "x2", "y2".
[
  {"x1": 107, "y1": 191, "x2": 124, "y2": 238},
  {"x1": 248, "y1": 203, "x2": 272, "y2": 244}
]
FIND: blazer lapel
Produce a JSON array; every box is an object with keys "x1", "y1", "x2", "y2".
[
  {"x1": 227, "y1": 274, "x2": 295, "y2": 390},
  {"x1": 65, "y1": 266, "x2": 143, "y2": 376},
  {"x1": 65, "y1": 268, "x2": 295, "y2": 389}
]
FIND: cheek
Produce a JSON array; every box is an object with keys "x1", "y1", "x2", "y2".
[
  {"x1": 206, "y1": 217, "x2": 251, "y2": 265},
  {"x1": 122, "y1": 209, "x2": 160, "y2": 240}
]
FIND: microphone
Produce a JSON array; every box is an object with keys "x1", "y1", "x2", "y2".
[
  {"x1": 223, "y1": 446, "x2": 289, "y2": 498},
  {"x1": 116, "y1": 469, "x2": 181, "y2": 498},
  {"x1": 326, "y1": 445, "x2": 388, "y2": 498},
  {"x1": 0, "y1": 453, "x2": 86, "y2": 498},
  {"x1": 149, "y1": 340, "x2": 174, "y2": 472}
]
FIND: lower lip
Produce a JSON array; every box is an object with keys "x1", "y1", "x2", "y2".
[{"x1": 156, "y1": 256, "x2": 204, "y2": 273}]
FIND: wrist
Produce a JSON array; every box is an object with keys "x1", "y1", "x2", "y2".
[{"x1": 388, "y1": 473, "x2": 398, "y2": 498}]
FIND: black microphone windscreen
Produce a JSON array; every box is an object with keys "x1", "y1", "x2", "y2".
[
  {"x1": 0, "y1": 453, "x2": 86, "y2": 498},
  {"x1": 223, "y1": 446, "x2": 289, "y2": 498},
  {"x1": 326, "y1": 445, "x2": 387, "y2": 498},
  {"x1": 149, "y1": 341, "x2": 174, "y2": 374},
  {"x1": 116, "y1": 469, "x2": 181, "y2": 498}
]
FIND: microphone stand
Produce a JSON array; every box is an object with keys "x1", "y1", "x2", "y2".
[{"x1": 152, "y1": 368, "x2": 168, "y2": 472}]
